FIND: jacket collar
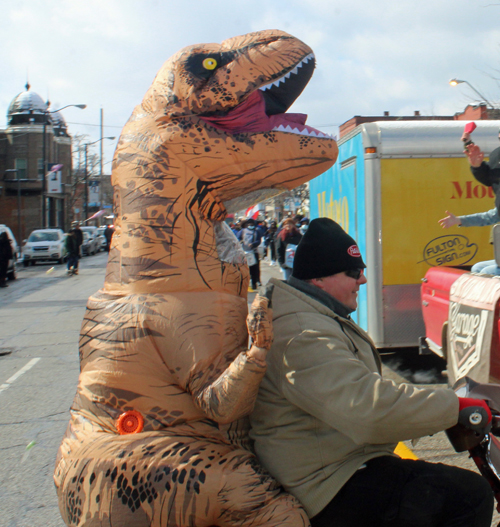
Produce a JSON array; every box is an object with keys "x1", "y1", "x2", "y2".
[{"x1": 287, "y1": 275, "x2": 354, "y2": 319}]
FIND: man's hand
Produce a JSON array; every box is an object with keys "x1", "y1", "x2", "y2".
[
  {"x1": 464, "y1": 143, "x2": 484, "y2": 168},
  {"x1": 438, "y1": 211, "x2": 461, "y2": 229}
]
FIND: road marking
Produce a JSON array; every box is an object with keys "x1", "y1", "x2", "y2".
[{"x1": 0, "y1": 358, "x2": 41, "y2": 395}]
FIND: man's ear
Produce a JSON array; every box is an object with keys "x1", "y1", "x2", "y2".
[{"x1": 309, "y1": 278, "x2": 324, "y2": 290}]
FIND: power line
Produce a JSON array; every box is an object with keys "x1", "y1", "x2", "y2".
[{"x1": 66, "y1": 121, "x2": 123, "y2": 129}]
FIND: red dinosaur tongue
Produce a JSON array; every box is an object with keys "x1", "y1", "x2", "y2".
[{"x1": 199, "y1": 90, "x2": 309, "y2": 134}]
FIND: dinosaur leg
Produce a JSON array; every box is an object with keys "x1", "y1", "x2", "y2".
[
  {"x1": 56, "y1": 433, "x2": 309, "y2": 527},
  {"x1": 214, "y1": 449, "x2": 310, "y2": 527}
]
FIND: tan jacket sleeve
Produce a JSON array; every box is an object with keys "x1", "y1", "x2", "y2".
[{"x1": 279, "y1": 315, "x2": 459, "y2": 444}]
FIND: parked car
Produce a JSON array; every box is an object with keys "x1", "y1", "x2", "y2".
[
  {"x1": 22, "y1": 229, "x2": 66, "y2": 265},
  {"x1": 80, "y1": 226, "x2": 101, "y2": 253},
  {"x1": 95, "y1": 226, "x2": 107, "y2": 251},
  {"x1": 81, "y1": 231, "x2": 99, "y2": 256},
  {"x1": 0, "y1": 224, "x2": 18, "y2": 280}
]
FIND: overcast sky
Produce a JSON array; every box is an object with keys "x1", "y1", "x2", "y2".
[{"x1": 1, "y1": 0, "x2": 499, "y2": 167}]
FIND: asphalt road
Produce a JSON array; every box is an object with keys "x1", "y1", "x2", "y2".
[
  {"x1": 0, "y1": 254, "x2": 498, "y2": 526},
  {"x1": 0, "y1": 253, "x2": 107, "y2": 527}
]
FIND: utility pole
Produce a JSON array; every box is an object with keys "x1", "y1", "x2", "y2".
[
  {"x1": 83, "y1": 136, "x2": 116, "y2": 223},
  {"x1": 99, "y1": 108, "x2": 103, "y2": 210}
]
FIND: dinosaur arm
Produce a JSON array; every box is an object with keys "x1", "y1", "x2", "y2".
[
  {"x1": 192, "y1": 351, "x2": 267, "y2": 424},
  {"x1": 190, "y1": 293, "x2": 272, "y2": 424}
]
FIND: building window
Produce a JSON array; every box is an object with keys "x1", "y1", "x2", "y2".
[
  {"x1": 15, "y1": 159, "x2": 27, "y2": 179},
  {"x1": 38, "y1": 159, "x2": 44, "y2": 179}
]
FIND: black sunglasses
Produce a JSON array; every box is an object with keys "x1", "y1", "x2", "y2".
[{"x1": 344, "y1": 269, "x2": 364, "y2": 280}]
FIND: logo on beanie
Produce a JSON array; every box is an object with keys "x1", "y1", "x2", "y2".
[{"x1": 347, "y1": 245, "x2": 361, "y2": 257}]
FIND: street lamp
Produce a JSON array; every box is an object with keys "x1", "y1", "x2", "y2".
[
  {"x1": 42, "y1": 103, "x2": 86, "y2": 228},
  {"x1": 84, "y1": 137, "x2": 116, "y2": 221},
  {"x1": 449, "y1": 78, "x2": 494, "y2": 109}
]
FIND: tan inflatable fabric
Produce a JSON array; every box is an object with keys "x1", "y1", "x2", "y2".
[{"x1": 54, "y1": 29, "x2": 338, "y2": 526}]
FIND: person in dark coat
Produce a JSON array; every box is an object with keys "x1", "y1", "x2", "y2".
[
  {"x1": 0, "y1": 232, "x2": 13, "y2": 288},
  {"x1": 104, "y1": 225, "x2": 115, "y2": 252},
  {"x1": 464, "y1": 129, "x2": 500, "y2": 213},
  {"x1": 239, "y1": 218, "x2": 262, "y2": 291},
  {"x1": 457, "y1": 129, "x2": 500, "y2": 273},
  {"x1": 264, "y1": 220, "x2": 278, "y2": 264},
  {"x1": 276, "y1": 218, "x2": 302, "y2": 280},
  {"x1": 71, "y1": 221, "x2": 83, "y2": 269},
  {"x1": 65, "y1": 229, "x2": 79, "y2": 275}
]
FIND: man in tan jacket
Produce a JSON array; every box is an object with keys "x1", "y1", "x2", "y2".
[{"x1": 250, "y1": 217, "x2": 494, "y2": 527}]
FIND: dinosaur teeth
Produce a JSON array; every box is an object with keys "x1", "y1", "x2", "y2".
[
  {"x1": 259, "y1": 52, "x2": 315, "y2": 92},
  {"x1": 272, "y1": 124, "x2": 332, "y2": 139}
]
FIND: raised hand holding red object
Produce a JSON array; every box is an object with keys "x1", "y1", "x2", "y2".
[{"x1": 464, "y1": 142, "x2": 485, "y2": 167}]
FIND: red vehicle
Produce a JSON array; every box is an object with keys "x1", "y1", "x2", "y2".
[
  {"x1": 420, "y1": 266, "x2": 468, "y2": 360},
  {"x1": 420, "y1": 255, "x2": 500, "y2": 383}
]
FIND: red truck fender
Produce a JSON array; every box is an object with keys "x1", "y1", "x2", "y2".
[{"x1": 420, "y1": 267, "x2": 469, "y2": 360}]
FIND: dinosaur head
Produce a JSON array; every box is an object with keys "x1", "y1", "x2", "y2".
[
  {"x1": 138, "y1": 29, "x2": 338, "y2": 212},
  {"x1": 107, "y1": 30, "x2": 337, "y2": 296}
]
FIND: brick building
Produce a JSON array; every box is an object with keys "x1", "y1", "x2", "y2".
[{"x1": 0, "y1": 84, "x2": 75, "y2": 243}]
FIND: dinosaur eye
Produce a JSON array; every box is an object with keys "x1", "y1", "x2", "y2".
[{"x1": 202, "y1": 57, "x2": 218, "y2": 70}]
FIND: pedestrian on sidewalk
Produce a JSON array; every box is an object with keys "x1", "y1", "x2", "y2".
[
  {"x1": 104, "y1": 225, "x2": 114, "y2": 252},
  {"x1": 71, "y1": 221, "x2": 83, "y2": 270},
  {"x1": 276, "y1": 218, "x2": 302, "y2": 280},
  {"x1": 65, "y1": 229, "x2": 79, "y2": 275},
  {"x1": 0, "y1": 232, "x2": 13, "y2": 288},
  {"x1": 239, "y1": 218, "x2": 262, "y2": 291},
  {"x1": 265, "y1": 220, "x2": 278, "y2": 265}
]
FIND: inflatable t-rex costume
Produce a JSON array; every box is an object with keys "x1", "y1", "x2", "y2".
[{"x1": 54, "y1": 30, "x2": 337, "y2": 526}]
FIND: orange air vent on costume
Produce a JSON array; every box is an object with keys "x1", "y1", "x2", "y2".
[
  {"x1": 117, "y1": 411, "x2": 144, "y2": 435},
  {"x1": 54, "y1": 29, "x2": 337, "y2": 527}
]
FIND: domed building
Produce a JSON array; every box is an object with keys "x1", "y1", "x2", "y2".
[{"x1": 0, "y1": 83, "x2": 75, "y2": 242}]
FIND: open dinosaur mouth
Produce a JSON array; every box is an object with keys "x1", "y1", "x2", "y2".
[
  {"x1": 200, "y1": 52, "x2": 332, "y2": 139},
  {"x1": 259, "y1": 52, "x2": 315, "y2": 114}
]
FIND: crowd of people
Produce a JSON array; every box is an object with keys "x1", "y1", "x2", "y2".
[{"x1": 230, "y1": 214, "x2": 309, "y2": 290}]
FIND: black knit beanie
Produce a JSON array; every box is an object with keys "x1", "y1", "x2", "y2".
[{"x1": 292, "y1": 218, "x2": 366, "y2": 280}]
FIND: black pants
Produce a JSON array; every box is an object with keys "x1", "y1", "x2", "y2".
[
  {"x1": 268, "y1": 242, "x2": 276, "y2": 261},
  {"x1": 0, "y1": 260, "x2": 7, "y2": 283},
  {"x1": 249, "y1": 256, "x2": 260, "y2": 290},
  {"x1": 311, "y1": 456, "x2": 493, "y2": 527}
]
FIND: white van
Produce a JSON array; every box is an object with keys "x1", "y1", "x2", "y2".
[{"x1": 0, "y1": 225, "x2": 18, "y2": 280}]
